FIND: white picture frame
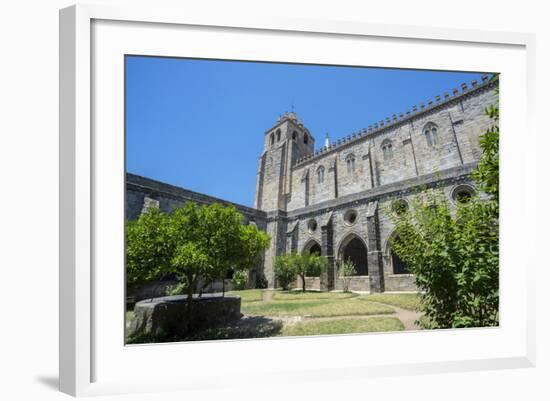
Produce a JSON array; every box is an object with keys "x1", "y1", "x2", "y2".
[{"x1": 59, "y1": 4, "x2": 536, "y2": 397}]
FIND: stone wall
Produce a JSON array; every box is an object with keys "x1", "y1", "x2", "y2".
[{"x1": 285, "y1": 79, "x2": 497, "y2": 211}]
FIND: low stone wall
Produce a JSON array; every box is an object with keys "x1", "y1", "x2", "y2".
[
  {"x1": 334, "y1": 276, "x2": 370, "y2": 292},
  {"x1": 301, "y1": 277, "x2": 321, "y2": 291},
  {"x1": 127, "y1": 279, "x2": 236, "y2": 306},
  {"x1": 276, "y1": 275, "x2": 414, "y2": 293},
  {"x1": 129, "y1": 294, "x2": 242, "y2": 339},
  {"x1": 384, "y1": 274, "x2": 417, "y2": 292}
]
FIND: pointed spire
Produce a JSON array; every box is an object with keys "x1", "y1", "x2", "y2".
[{"x1": 324, "y1": 132, "x2": 330, "y2": 149}]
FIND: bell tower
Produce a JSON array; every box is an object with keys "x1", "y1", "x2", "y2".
[{"x1": 254, "y1": 112, "x2": 314, "y2": 212}]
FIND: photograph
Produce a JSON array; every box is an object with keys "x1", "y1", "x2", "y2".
[{"x1": 124, "y1": 56, "x2": 500, "y2": 344}]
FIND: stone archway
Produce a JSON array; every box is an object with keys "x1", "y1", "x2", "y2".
[
  {"x1": 384, "y1": 231, "x2": 410, "y2": 275},
  {"x1": 338, "y1": 234, "x2": 368, "y2": 276},
  {"x1": 391, "y1": 248, "x2": 409, "y2": 274},
  {"x1": 303, "y1": 240, "x2": 322, "y2": 255},
  {"x1": 301, "y1": 240, "x2": 323, "y2": 286}
]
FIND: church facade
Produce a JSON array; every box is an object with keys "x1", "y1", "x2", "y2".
[{"x1": 127, "y1": 76, "x2": 498, "y2": 293}]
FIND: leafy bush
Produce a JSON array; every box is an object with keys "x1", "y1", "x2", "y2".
[
  {"x1": 274, "y1": 254, "x2": 296, "y2": 290},
  {"x1": 231, "y1": 270, "x2": 249, "y2": 291},
  {"x1": 296, "y1": 253, "x2": 328, "y2": 292},
  {"x1": 339, "y1": 260, "x2": 357, "y2": 293}
]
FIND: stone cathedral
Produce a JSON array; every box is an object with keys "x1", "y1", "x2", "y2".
[{"x1": 126, "y1": 76, "x2": 498, "y2": 293}]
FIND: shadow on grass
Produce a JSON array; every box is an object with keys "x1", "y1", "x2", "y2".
[{"x1": 126, "y1": 315, "x2": 283, "y2": 344}]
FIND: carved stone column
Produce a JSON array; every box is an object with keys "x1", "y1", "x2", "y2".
[
  {"x1": 320, "y1": 214, "x2": 335, "y2": 291},
  {"x1": 366, "y1": 201, "x2": 385, "y2": 293},
  {"x1": 286, "y1": 222, "x2": 298, "y2": 253}
]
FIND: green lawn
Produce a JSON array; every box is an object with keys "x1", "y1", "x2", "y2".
[
  {"x1": 362, "y1": 293, "x2": 421, "y2": 311},
  {"x1": 241, "y1": 297, "x2": 394, "y2": 317},
  {"x1": 272, "y1": 290, "x2": 358, "y2": 301},
  {"x1": 227, "y1": 289, "x2": 264, "y2": 302},
  {"x1": 126, "y1": 289, "x2": 420, "y2": 343},
  {"x1": 282, "y1": 317, "x2": 404, "y2": 337}
]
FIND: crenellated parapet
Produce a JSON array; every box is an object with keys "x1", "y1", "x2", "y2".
[{"x1": 293, "y1": 74, "x2": 495, "y2": 168}]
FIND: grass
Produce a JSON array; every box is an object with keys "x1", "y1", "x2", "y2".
[
  {"x1": 273, "y1": 290, "x2": 358, "y2": 301},
  {"x1": 282, "y1": 317, "x2": 404, "y2": 337},
  {"x1": 126, "y1": 290, "x2": 419, "y2": 343},
  {"x1": 226, "y1": 289, "x2": 264, "y2": 302},
  {"x1": 241, "y1": 298, "x2": 394, "y2": 317},
  {"x1": 362, "y1": 293, "x2": 421, "y2": 311},
  {"x1": 126, "y1": 311, "x2": 134, "y2": 330},
  {"x1": 186, "y1": 316, "x2": 283, "y2": 341}
]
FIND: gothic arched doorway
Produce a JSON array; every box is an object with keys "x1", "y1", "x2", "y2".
[
  {"x1": 303, "y1": 240, "x2": 322, "y2": 256},
  {"x1": 387, "y1": 233, "x2": 410, "y2": 274},
  {"x1": 302, "y1": 240, "x2": 323, "y2": 279},
  {"x1": 307, "y1": 243, "x2": 321, "y2": 256},
  {"x1": 340, "y1": 235, "x2": 368, "y2": 275}
]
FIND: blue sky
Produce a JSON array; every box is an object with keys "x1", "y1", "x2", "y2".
[{"x1": 126, "y1": 56, "x2": 485, "y2": 207}]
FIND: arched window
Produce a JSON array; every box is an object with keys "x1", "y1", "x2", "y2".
[
  {"x1": 423, "y1": 122, "x2": 438, "y2": 147},
  {"x1": 307, "y1": 219, "x2": 318, "y2": 234},
  {"x1": 388, "y1": 233, "x2": 410, "y2": 275},
  {"x1": 381, "y1": 139, "x2": 393, "y2": 161},
  {"x1": 270, "y1": 133, "x2": 274, "y2": 145},
  {"x1": 276, "y1": 129, "x2": 281, "y2": 142},
  {"x1": 304, "y1": 133, "x2": 309, "y2": 144},
  {"x1": 292, "y1": 131, "x2": 297, "y2": 141},
  {"x1": 317, "y1": 166, "x2": 325, "y2": 184},
  {"x1": 346, "y1": 154, "x2": 356, "y2": 173}
]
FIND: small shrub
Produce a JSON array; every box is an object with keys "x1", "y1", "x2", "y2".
[
  {"x1": 231, "y1": 270, "x2": 249, "y2": 290},
  {"x1": 339, "y1": 260, "x2": 357, "y2": 292},
  {"x1": 274, "y1": 254, "x2": 296, "y2": 290}
]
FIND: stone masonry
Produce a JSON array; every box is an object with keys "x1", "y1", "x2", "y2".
[{"x1": 127, "y1": 76, "x2": 498, "y2": 293}]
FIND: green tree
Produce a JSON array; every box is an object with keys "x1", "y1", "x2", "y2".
[
  {"x1": 390, "y1": 77, "x2": 499, "y2": 329},
  {"x1": 237, "y1": 224, "x2": 271, "y2": 278},
  {"x1": 296, "y1": 253, "x2": 328, "y2": 292},
  {"x1": 274, "y1": 252, "x2": 328, "y2": 292},
  {"x1": 170, "y1": 242, "x2": 209, "y2": 314},
  {"x1": 473, "y1": 81, "x2": 499, "y2": 203},
  {"x1": 126, "y1": 202, "x2": 270, "y2": 329},
  {"x1": 126, "y1": 207, "x2": 172, "y2": 288},
  {"x1": 339, "y1": 260, "x2": 357, "y2": 293}
]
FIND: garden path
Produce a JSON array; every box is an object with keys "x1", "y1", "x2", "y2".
[{"x1": 263, "y1": 300, "x2": 422, "y2": 331}]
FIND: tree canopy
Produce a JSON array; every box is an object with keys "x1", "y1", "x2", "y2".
[
  {"x1": 127, "y1": 202, "x2": 270, "y2": 304},
  {"x1": 274, "y1": 252, "x2": 328, "y2": 292}
]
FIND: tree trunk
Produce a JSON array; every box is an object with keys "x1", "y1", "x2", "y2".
[
  {"x1": 301, "y1": 274, "x2": 306, "y2": 292},
  {"x1": 185, "y1": 281, "x2": 194, "y2": 334}
]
